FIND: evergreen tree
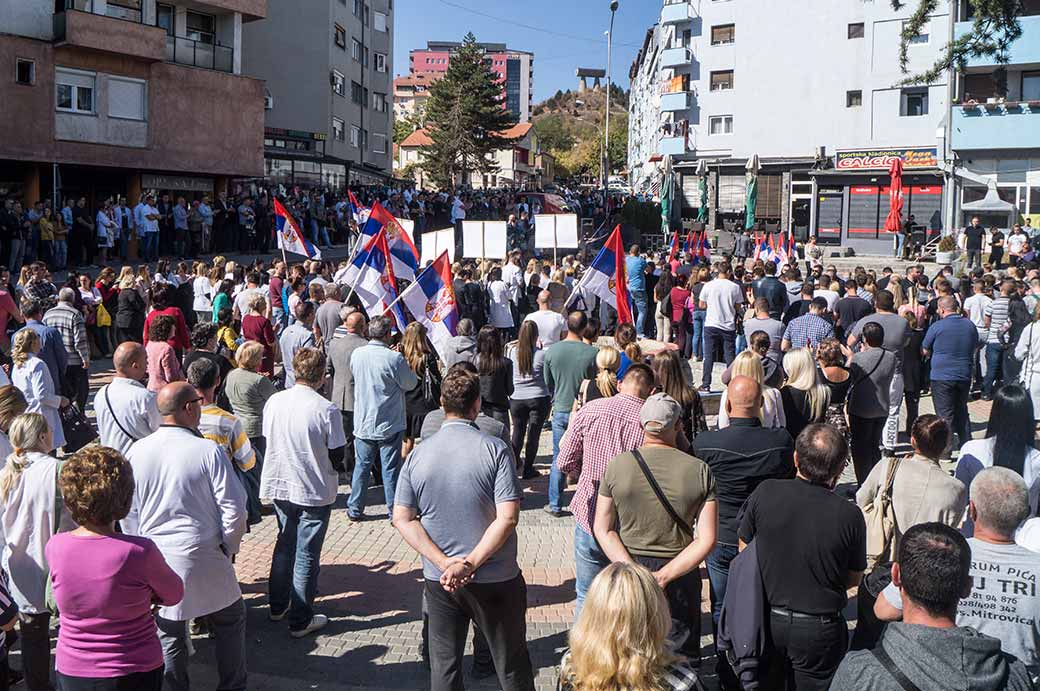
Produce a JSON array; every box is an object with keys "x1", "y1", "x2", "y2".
[{"x1": 420, "y1": 33, "x2": 519, "y2": 188}]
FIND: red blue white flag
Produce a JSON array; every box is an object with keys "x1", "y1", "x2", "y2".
[
  {"x1": 571, "y1": 225, "x2": 633, "y2": 324},
  {"x1": 343, "y1": 228, "x2": 406, "y2": 330},
  {"x1": 274, "y1": 198, "x2": 321, "y2": 259},
  {"x1": 359, "y1": 200, "x2": 420, "y2": 281},
  {"x1": 398, "y1": 251, "x2": 459, "y2": 363}
]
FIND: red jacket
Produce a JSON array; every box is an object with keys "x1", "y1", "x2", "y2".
[{"x1": 143, "y1": 306, "x2": 190, "y2": 350}]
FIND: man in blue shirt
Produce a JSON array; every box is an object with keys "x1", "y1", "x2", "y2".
[
  {"x1": 624, "y1": 244, "x2": 649, "y2": 337},
  {"x1": 922, "y1": 295, "x2": 978, "y2": 449}
]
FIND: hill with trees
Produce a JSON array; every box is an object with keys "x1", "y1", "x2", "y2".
[{"x1": 532, "y1": 85, "x2": 628, "y2": 180}]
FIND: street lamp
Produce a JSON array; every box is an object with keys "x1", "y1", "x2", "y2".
[{"x1": 603, "y1": 0, "x2": 618, "y2": 219}]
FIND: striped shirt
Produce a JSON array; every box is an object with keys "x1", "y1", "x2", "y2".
[
  {"x1": 42, "y1": 302, "x2": 90, "y2": 365},
  {"x1": 200, "y1": 404, "x2": 255, "y2": 471},
  {"x1": 984, "y1": 296, "x2": 1010, "y2": 344},
  {"x1": 0, "y1": 570, "x2": 16, "y2": 653}
]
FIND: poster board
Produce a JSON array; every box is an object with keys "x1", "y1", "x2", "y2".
[
  {"x1": 462, "y1": 221, "x2": 507, "y2": 259},
  {"x1": 397, "y1": 218, "x2": 414, "y2": 241},
  {"x1": 420, "y1": 228, "x2": 456, "y2": 266},
  {"x1": 534, "y1": 214, "x2": 580, "y2": 249}
]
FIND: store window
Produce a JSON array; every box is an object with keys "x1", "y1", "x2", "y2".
[
  {"x1": 710, "y1": 70, "x2": 734, "y2": 91},
  {"x1": 55, "y1": 68, "x2": 95, "y2": 114},
  {"x1": 846, "y1": 90, "x2": 862, "y2": 107}
]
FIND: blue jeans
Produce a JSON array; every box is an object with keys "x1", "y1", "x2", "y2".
[
  {"x1": 271, "y1": 306, "x2": 286, "y2": 334},
  {"x1": 983, "y1": 343, "x2": 1004, "y2": 396},
  {"x1": 349, "y1": 432, "x2": 404, "y2": 519},
  {"x1": 631, "y1": 290, "x2": 648, "y2": 337},
  {"x1": 691, "y1": 309, "x2": 706, "y2": 358},
  {"x1": 574, "y1": 525, "x2": 610, "y2": 617},
  {"x1": 548, "y1": 411, "x2": 570, "y2": 512},
  {"x1": 894, "y1": 233, "x2": 905, "y2": 258},
  {"x1": 143, "y1": 232, "x2": 159, "y2": 261},
  {"x1": 706, "y1": 542, "x2": 740, "y2": 629},
  {"x1": 269, "y1": 501, "x2": 332, "y2": 630},
  {"x1": 701, "y1": 326, "x2": 736, "y2": 388},
  {"x1": 735, "y1": 334, "x2": 747, "y2": 355},
  {"x1": 7, "y1": 238, "x2": 24, "y2": 273},
  {"x1": 53, "y1": 238, "x2": 67, "y2": 269}
]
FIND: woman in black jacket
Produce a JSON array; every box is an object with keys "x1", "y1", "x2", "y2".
[
  {"x1": 115, "y1": 274, "x2": 146, "y2": 344},
  {"x1": 475, "y1": 325, "x2": 514, "y2": 437}
]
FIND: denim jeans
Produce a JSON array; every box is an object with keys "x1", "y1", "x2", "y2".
[
  {"x1": 272, "y1": 306, "x2": 286, "y2": 334},
  {"x1": 54, "y1": 238, "x2": 67, "y2": 269},
  {"x1": 548, "y1": 411, "x2": 570, "y2": 512},
  {"x1": 143, "y1": 232, "x2": 159, "y2": 261},
  {"x1": 158, "y1": 599, "x2": 246, "y2": 691},
  {"x1": 349, "y1": 431, "x2": 404, "y2": 519},
  {"x1": 701, "y1": 326, "x2": 736, "y2": 388},
  {"x1": 269, "y1": 501, "x2": 332, "y2": 630},
  {"x1": 691, "y1": 309, "x2": 706, "y2": 359},
  {"x1": 966, "y1": 249, "x2": 982, "y2": 270},
  {"x1": 983, "y1": 343, "x2": 1005, "y2": 396},
  {"x1": 630, "y1": 290, "x2": 648, "y2": 337},
  {"x1": 7, "y1": 238, "x2": 23, "y2": 273},
  {"x1": 894, "y1": 233, "x2": 905, "y2": 258},
  {"x1": 932, "y1": 379, "x2": 972, "y2": 449},
  {"x1": 573, "y1": 525, "x2": 610, "y2": 617}
]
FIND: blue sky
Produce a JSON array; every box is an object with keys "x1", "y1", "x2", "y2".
[{"x1": 392, "y1": 0, "x2": 659, "y2": 102}]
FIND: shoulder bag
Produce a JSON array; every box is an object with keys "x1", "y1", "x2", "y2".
[
  {"x1": 863, "y1": 455, "x2": 902, "y2": 571},
  {"x1": 60, "y1": 404, "x2": 97, "y2": 453},
  {"x1": 631, "y1": 448, "x2": 693, "y2": 537},
  {"x1": 871, "y1": 646, "x2": 921, "y2": 691},
  {"x1": 102, "y1": 386, "x2": 138, "y2": 444}
]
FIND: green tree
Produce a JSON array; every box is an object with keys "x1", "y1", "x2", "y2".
[
  {"x1": 532, "y1": 114, "x2": 575, "y2": 153},
  {"x1": 393, "y1": 105, "x2": 426, "y2": 145},
  {"x1": 896, "y1": 0, "x2": 1023, "y2": 85},
  {"x1": 420, "y1": 33, "x2": 519, "y2": 188}
]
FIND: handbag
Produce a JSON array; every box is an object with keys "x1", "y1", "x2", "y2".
[
  {"x1": 863, "y1": 455, "x2": 902, "y2": 570},
  {"x1": 96, "y1": 302, "x2": 112, "y2": 327},
  {"x1": 60, "y1": 404, "x2": 97, "y2": 453}
]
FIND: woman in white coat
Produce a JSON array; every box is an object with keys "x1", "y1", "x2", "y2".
[
  {"x1": 1014, "y1": 307, "x2": 1040, "y2": 422},
  {"x1": 0, "y1": 413, "x2": 74, "y2": 689},
  {"x1": 10, "y1": 329, "x2": 68, "y2": 452}
]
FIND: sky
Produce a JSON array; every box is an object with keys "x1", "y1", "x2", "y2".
[{"x1": 392, "y1": 0, "x2": 659, "y2": 102}]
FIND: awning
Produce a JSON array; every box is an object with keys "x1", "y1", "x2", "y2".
[
  {"x1": 808, "y1": 168, "x2": 943, "y2": 178},
  {"x1": 961, "y1": 188, "x2": 1016, "y2": 212}
]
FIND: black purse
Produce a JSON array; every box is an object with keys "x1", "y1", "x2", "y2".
[{"x1": 60, "y1": 404, "x2": 97, "y2": 453}]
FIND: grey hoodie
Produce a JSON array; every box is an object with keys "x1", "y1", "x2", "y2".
[
  {"x1": 443, "y1": 335, "x2": 477, "y2": 369},
  {"x1": 831, "y1": 623, "x2": 1033, "y2": 691}
]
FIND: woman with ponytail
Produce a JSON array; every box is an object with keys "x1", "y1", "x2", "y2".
[
  {"x1": 614, "y1": 323, "x2": 643, "y2": 380},
  {"x1": 573, "y1": 348, "x2": 621, "y2": 412},
  {"x1": 0, "y1": 413, "x2": 74, "y2": 690}
]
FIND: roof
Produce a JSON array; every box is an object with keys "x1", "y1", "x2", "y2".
[
  {"x1": 400, "y1": 123, "x2": 532, "y2": 149},
  {"x1": 501, "y1": 122, "x2": 532, "y2": 139},
  {"x1": 393, "y1": 73, "x2": 439, "y2": 90}
]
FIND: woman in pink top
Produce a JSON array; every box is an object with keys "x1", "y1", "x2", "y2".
[
  {"x1": 145, "y1": 315, "x2": 183, "y2": 393},
  {"x1": 46, "y1": 447, "x2": 183, "y2": 689}
]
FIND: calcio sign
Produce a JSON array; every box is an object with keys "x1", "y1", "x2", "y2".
[{"x1": 835, "y1": 148, "x2": 938, "y2": 171}]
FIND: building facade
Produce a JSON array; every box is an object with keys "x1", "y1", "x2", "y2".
[
  {"x1": 393, "y1": 72, "x2": 435, "y2": 121},
  {"x1": 627, "y1": 25, "x2": 665, "y2": 194},
  {"x1": 242, "y1": 0, "x2": 393, "y2": 188},
  {"x1": 0, "y1": 0, "x2": 266, "y2": 208},
  {"x1": 629, "y1": 0, "x2": 952, "y2": 252},
  {"x1": 396, "y1": 124, "x2": 541, "y2": 189},
  {"x1": 409, "y1": 41, "x2": 534, "y2": 123}
]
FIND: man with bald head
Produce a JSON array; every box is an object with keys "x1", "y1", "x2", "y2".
[
  {"x1": 923, "y1": 294, "x2": 978, "y2": 448},
  {"x1": 123, "y1": 381, "x2": 248, "y2": 690},
  {"x1": 522, "y1": 289, "x2": 566, "y2": 347},
  {"x1": 93, "y1": 341, "x2": 160, "y2": 455},
  {"x1": 691, "y1": 375, "x2": 794, "y2": 688},
  {"x1": 328, "y1": 309, "x2": 368, "y2": 474}
]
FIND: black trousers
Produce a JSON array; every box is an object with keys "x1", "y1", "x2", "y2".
[
  {"x1": 764, "y1": 609, "x2": 847, "y2": 691},
  {"x1": 903, "y1": 390, "x2": 921, "y2": 437},
  {"x1": 64, "y1": 363, "x2": 89, "y2": 411},
  {"x1": 19, "y1": 612, "x2": 51, "y2": 691},
  {"x1": 931, "y1": 379, "x2": 972, "y2": 449},
  {"x1": 508, "y1": 396, "x2": 549, "y2": 474},
  {"x1": 340, "y1": 410, "x2": 357, "y2": 474},
  {"x1": 633, "y1": 554, "x2": 701, "y2": 660},
  {"x1": 57, "y1": 666, "x2": 163, "y2": 690},
  {"x1": 425, "y1": 574, "x2": 535, "y2": 691},
  {"x1": 849, "y1": 414, "x2": 885, "y2": 485},
  {"x1": 116, "y1": 326, "x2": 141, "y2": 345}
]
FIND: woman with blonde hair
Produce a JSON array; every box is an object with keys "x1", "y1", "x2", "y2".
[
  {"x1": 780, "y1": 347, "x2": 831, "y2": 441},
  {"x1": 11, "y1": 329, "x2": 67, "y2": 451},
  {"x1": 717, "y1": 350, "x2": 785, "y2": 429},
  {"x1": 0, "y1": 386, "x2": 28, "y2": 460},
  {"x1": 614, "y1": 323, "x2": 642, "y2": 380},
  {"x1": 0, "y1": 413, "x2": 74, "y2": 689},
  {"x1": 401, "y1": 322, "x2": 441, "y2": 458},
  {"x1": 241, "y1": 293, "x2": 279, "y2": 376},
  {"x1": 192, "y1": 260, "x2": 213, "y2": 324},
  {"x1": 651, "y1": 350, "x2": 706, "y2": 441},
  {"x1": 889, "y1": 279, "x2": 907, "y2": 311},
  {"x1": 559, "y1": 562, "x2": 700, "y2": 691},
  {"x1": 575, "y1": 347, "x2": 620, "y2": 410},
  {"x1": 547, "y1": 269, "x2": 569, "y2": 312},
  {"x1": 225, "y1": 341, "x2": 278, "y2": 463}
]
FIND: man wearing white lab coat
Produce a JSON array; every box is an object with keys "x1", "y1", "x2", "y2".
[{"x1": 123, "y1": 381, "x2": 248, "y2": 691}]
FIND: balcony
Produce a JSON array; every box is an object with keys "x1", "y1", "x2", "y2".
[
  {"x1": 952, "y1": 101, "x2": 1040, "y2": 150},
  {"x1": 54, "y1": 1, "x2": 166, "y2": 62},
  {"x1": 659, "y1": 135, "x2": 690, "y2": 156},
  {"x1": 165, "y1": 35, "x2": 234, "y2": 73},
  {"x1": 661, "y1": 90, "x2": 693, "y2": 111},
  {"x1": 660, "y1": 46, "x2": 692, "y2": 69},
  {"x1": 661, "y1": 1, "x2": 694, "y2": 24},
  {"x1": 956, "y1": 14, "x2": 1040, "y2": 67}
]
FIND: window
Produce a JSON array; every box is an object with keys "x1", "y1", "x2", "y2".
[
  {"x1": 710, "y1": 70, "x2": 734, "y2": 91},
  {"x1": 352, "y1": 38, "x2": 362, "y2": 61},
  {"x1": 710, "y1": 24, "x2": 735, "y2": 45},
  {"x1": 374, "y1": 11, "x2": 387, "y2": 32},
  {"x1": 709, "y1": 115, "x2": 733, "y2": 135},
  {"x1": 372, "y1": 133, "x2": 387, "y2": 154},
  {"x1": 1023, "y1": 71, "x2": 1040, "y2": 101},
  {"x1": 847, "y1": 22, "x2": 864, "y2": 39},
  {"x1": 363, "y1": 4, "x2": 369, "y2": 25},
  {"x1": 353, "y1": 0, "x2": 362, "y2": 16},
  {"x1": 332, "y1": 70, "x2": 345, "y2": 96},
  {"x1": 901, "y1": 88, "x2": 928, "y2": 116},
  {"x1": 55, "y1": 68, "x2": 94, "y2": 114},
  {"x1": 108, "y1": 76, "x2": 146, "y2": 120},
  {"x1": 186, "y1": 11, "x2": 215, "y2": 44},
  {"x1": 375, "y1": 52, "x2": 387, "y2": 72},
  {"x1": 334, "y1": 24, "x2": 346, "y2": 49},
  {"x1": 351, "y1": 80, "x2": 362, "y2": 104},
  {"x1": 902, "y1": 19, "x2": 929, "y2": 44},
  {"x1": 373, "y1": 92, "x2": 386, "y2": 112},
  {"x1": 363, "y1": 47, "x2": 369, "y2": 67},
  {"x1": 361, "y1": 128, "x2": 368, "y2": 148},
  {"x1": 332, "y1": 117, "x2": 345, "y2": 141},
  {"x1": 106, "y1": 0, "x2": 142, "y2": 22},
  {"x1": 846, "y1": 89, "x2": 862, "y2": 107},
  {"x1": 350, "y1": 125, "x2": 360, "y2": 147},
  {"x1": 15, "y1": 59, "x2": 34, "y2": 85},
  {"x1": 157, "y1": 3, "x2": 174, "y2": 36}
]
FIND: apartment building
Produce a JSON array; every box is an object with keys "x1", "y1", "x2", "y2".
[
  {"x1": 393, "y1": 72, "x2": 435, "y2": 120},
  {"x1": 243, "y1": 0, "x2": 394, "y2": 188},
  {"x1": 0, "y1": 0, "x2": 266, "y2": 207}
]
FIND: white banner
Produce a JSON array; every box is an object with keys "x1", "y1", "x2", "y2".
[
  {"x1": 420, "y1": 227, "x2": 456, "y2": 266},
  {"x1": 398, "y1": 218, "x2": 414, "y2": 240},
  {"x1": 534, "y1": 213, "x2": 580, "y2": 249},
  {"x1": 462, "y1": 221, "x2": 507, "y2": 259}
]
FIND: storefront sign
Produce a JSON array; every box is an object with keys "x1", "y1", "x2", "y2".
[
  {"x1": 141, "y1": 174, "x2": 213, "y2": 193},
  {"x1": 835, "y1": 147, "x2": 938, "y2": 171}
]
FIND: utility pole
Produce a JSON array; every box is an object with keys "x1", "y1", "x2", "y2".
[{"x1": 603, "y1": 0, "x2": 618, "y2": 217}]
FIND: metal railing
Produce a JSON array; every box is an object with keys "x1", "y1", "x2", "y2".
[
  {"x1": 64, "y1": 0, "x2": 144, "y2": 23},
  {"x1": 165, "y1": 35, "x2": 233, "y2": 73}
]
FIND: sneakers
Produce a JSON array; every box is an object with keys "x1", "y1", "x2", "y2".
[
  {"x1": 290, "y1": 614, "x2": 328, "y2": 638},
  {"x1": 543, "y1": 505, "x2": 566, "y2": 518}
]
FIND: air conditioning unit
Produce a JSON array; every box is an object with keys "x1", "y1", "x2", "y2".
[{"x1": 264, "y1": 94, "x2": 274, "y2": 110}]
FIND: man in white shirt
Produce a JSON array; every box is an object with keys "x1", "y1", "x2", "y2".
[
  {"x1": 523, "y1": 290, "x2": 566, "y2": 348},
  {"x1": 123, "y1": 382, "x2": 248, "y2": 690},
  {"x1": 260, "y1": 348, "x2": 346, "y2": 637},
  {"x1": 698, "y1": 265, "x2": 744, "y2": 392},
  {"x1": 450, "y1": 194, "x2": 467, "y2": 226},
  {"x1": 93, "y1": 342, "x2": 160, "y2": 456},
  {"x1": 138, "y1": 193, "x2": 161, "y2": 262},
  {"x1": 232, "y1": 271, "x2": 267, "y2": 320},
  {"x1": 501, "y1": 251, "x2": 525, "y2": 307},
  {"x1": 963, "y1": 278, "x2": 993, "y2": 393}
]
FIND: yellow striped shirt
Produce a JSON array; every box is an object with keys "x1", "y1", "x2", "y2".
[{"x1": 200, "y1": 404, "x2": 255, "y2": 472}]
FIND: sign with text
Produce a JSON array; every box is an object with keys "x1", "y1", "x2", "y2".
[
  {"x1": 141, "y1": 174, "x2": 214, "y2": 193},
  {"x1": 462, "y1": 221, "x2": 507, "y2": 259},
  {"x1": 835, "y1": 147, "x2": 938, "y2": 171}
]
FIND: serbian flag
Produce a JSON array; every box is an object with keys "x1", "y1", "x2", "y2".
[
  {"x1": 274, "y1": 199, "x2": 321, "y2": 259},
  {"x1": 359, "y1": 200, "x2": 420, "y2": 281},
  {"x1": 398, "y1": 251, "x2": 459, "y2": 363},
  {"x1": 342, "y1": 228, "x2": 406, "y2": 330},
  {"x1": 348, "y1": 190, "x2": 370, "y2": 225},
  {"x1": 690, "y1": 231, "x2": 702, "y2": 264},
  {"x1": 683, "y1": 230, "x2": 692, "y2": 255},
  {"x1": 774, "y1": 234, "x2": 788, "y2": 266},
  {"x1": 668, "y1": 231, "x2": 680, "y2": 261},
  {"x1": 571, "y1": 225, "x2": 632, "y2": 324},
  {"x1": 700, "y1": 231, "x2": 712, "y2": 264},
  {"x1": 755, "y1": 233, "x2": 770, "y2": 262}
]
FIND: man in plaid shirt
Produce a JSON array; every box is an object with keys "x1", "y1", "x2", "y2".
[
  {"x1": 781, "y1": 297, "x2": 835, "y2": 352},
  {"x1": 43, "y1": 288, "x2": 90, "y2": 410},
  {"x1": 556, "y1": 363, "x2": 658, "y2": 614}
]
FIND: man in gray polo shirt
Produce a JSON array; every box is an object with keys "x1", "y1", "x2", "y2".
[{"x1": 394, "y1": 367, "x2": 534, "y2": 691}]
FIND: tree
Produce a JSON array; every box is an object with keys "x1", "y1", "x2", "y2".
[
  {"x1": 393, "y1": 105, "x2": 426, "y2": 145},
  {"x1": 532, "y1": 114, "x2": 575, "y2": 153},
  {"x1": 895, "y1": 0, "x2": 1022, "y2": 86},
  {"x1": 420, "y1": 33, "x2": 519, "y2": 188}
]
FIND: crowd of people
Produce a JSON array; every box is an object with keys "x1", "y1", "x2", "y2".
[{"x1": 0, "y1": 179, "x2": 1039, "y2": 691}]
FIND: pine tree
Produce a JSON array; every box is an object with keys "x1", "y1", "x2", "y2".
[{"x1": 420, "y1": 33, "x2": 519, "y2": 188}]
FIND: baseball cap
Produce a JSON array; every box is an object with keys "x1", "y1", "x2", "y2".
[{"x1": 640, "y1": 393, "x2": 682, "y2": 434}]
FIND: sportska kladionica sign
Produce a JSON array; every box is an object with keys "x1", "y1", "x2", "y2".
[{"x1": 834, "y1": 147, "x2": 938, "y2": 171}]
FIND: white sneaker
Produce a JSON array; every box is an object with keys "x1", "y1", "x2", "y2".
[{"x1": 289, "y1": 614, "x2": 328, "y2": 638}]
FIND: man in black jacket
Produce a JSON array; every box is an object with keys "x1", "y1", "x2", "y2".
[{"x1": 752, "y1": 261, "x2": 788, "y2": 321}]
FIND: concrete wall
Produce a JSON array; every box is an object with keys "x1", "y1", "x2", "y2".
[
  {"x1": 0, "y1": 0, "x2": 55, "y2": 40},
  {"x1": 61, "y1": 8, "x2": 167, "y2": 62}
]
